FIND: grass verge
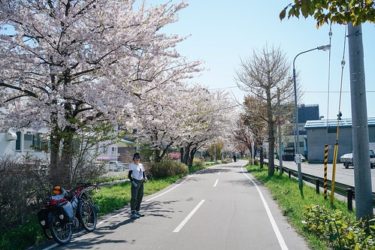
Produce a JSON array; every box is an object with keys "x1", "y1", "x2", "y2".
[
  {"x1": 246, "y1": 164, "x2": 355, "y2": 250},
  {"x1": 93, "y1": 176, "x2": 181, "y2": 215}
]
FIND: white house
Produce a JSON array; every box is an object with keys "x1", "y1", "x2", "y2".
[{"x1": 0, "y1": 128, "x2": 49, "y2": 161}]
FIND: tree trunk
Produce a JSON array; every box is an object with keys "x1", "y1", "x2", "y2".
[
  {"x1": 259, "y1": 146, "x2": 264, "y2": 169},
  {"x1": 266, "y1": 89, "x2": 275, "y2": 176},
  {"x1": 182, "y1": 144, "x2": 191, "y2": 165},
  {"x1": 49, "y1": 111, "x2": 75, "y2": 188},
  {"x1": 188, "y1": 147, "x2": 197, "y2": 167},
  {"x1": 60, "y1": 127, "x2": 75, "y2": 188},
  {"x1": 267, "y1": 119, "x2": 275, "y2": 177},
  {"x1": 155, "y1": 142, "x2": 174, "y2": 162},
  {"x1": 180, "y1": 147, "x2": 184, "y2": 162},
  {"x1": 49, "y1": 119, "x2": 61, "y2": 186},
  {"x1": 154, "y1": 149, "x2": 162, "y2": 162}
]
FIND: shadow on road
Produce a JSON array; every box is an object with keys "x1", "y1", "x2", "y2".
[
  {"x1": 193, "y1": 168, "x2": 231, "y2": 175},
  {"x1": 226, "y1": 179, "x2": 256, "y2": 187},
  {"x1": 143, "y1": 200, "x2": 179, "y2": 218},
  {"x1": 101, "y1": 217, "x2": 137, "y2": 231},
  {"x1": 59, "y1": 237, "x2": 128, "y2": 249}
]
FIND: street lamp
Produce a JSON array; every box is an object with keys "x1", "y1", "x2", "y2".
[{"x1": 293, "y1": 44, "x2": 330, "y2": 193}]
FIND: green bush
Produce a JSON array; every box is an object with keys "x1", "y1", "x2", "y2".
[
  {"x1": 221, "y1": 158, "x2": 231, "y2": 164},
  {"x1": 150, "y1": 160, "x2": 188, "y2": 179},
  {"x1": 193, "y1": 158, "x2": 204, "y2": 168},
  {"x1": 254, "y1": 159, "x2": 259, "y2": 166},
  {"x1": 303, "y1": 205, "x2": 375, "y2": 249}
]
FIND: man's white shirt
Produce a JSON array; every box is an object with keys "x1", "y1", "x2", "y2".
[{"x1": 129, "y1": 163, "x2": 145, "y2": 180}]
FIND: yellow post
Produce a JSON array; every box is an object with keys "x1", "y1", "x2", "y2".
[
  {"x1": 323, "y1": 144, "x2": 329, "y2": 199},
  {"x1": 330, "y1": 142, "x2": 339, "y2": 204}
]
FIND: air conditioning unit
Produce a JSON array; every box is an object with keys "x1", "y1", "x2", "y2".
[{"x1": 6, "y1": 129, "x2": 17, "y2": 141}]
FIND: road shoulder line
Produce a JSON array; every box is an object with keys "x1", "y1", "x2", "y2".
[{"x1": 241, "y1": 167, "x2": 288, "y2": 250}]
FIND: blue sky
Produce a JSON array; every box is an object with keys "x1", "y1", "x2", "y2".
[{"x1": 152, "y1": 0, "x2": 375, "y2": 119}]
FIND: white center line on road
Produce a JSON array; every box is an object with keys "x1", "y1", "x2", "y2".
[
  {"x1": 173, "y1": 199, "x2": 205, "y2": 233},
  {"x1": 241, "y1": 167, "x2": 288, "y2": 250},
  {"x1": 217, "y1": 172, "x2": 221, "y2": 175},
  {"x1": 213, "y1": 178, "x2": 219, "y2": 187}
]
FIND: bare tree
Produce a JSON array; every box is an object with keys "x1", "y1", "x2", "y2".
[
  {"x1": 242, "y1": 96, "x2": 267, "y2": 168},
  {"x1": 236, "y1": 46, "x2": 294, "y2": 176}
]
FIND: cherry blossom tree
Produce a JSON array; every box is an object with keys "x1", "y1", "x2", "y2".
[
  {"x1": 232, "y1": 115, "x2": 255, "y2": 160},
  {"x1": 134, "y1": 83, "x2": 187, "y2": 162},
  {"x1": 0, "y1": 0, "x2": 199, "y2": 186},
  {"x1": 178, "y1": 88, "x2": 234, "y2": 166},
  {"x1": 133, "y1": 83, "x2": 231, "y2": 166}
]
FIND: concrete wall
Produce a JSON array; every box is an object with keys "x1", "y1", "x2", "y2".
[{"x1": 0, "y1": 133, "x2": 17, "y2": 156}]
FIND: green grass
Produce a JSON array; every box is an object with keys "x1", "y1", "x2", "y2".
[
  {"x1": 91, "y1": 173, "x2": 129, "y2": 184},
  {"x1": 247, "y1": 165, "x2": 355, "y2": 250},
  {"x1": 189, "y1": 164, "x2": 206, "y2": 173},
  {"x1": 0, "y1": 218, "x2": 45, "y2": 250},
  {"x1": 93, "y1": 176, "x2": 181, "y2": 215}
]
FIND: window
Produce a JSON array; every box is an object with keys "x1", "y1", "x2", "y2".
[
  {"x1": 22, "y1": 132, "x2": 49, "y2": 152},
  {"x1": 33, "y1": 133, "x2": 49, "y2": 152},
  {"x1": 24, "y1": 133, "x2": 34, "y2": 151},
  {"x1": 16, "y1": 132, "x2": 21, "y2": 151}
]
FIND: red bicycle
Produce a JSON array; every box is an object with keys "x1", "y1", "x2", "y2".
[{"x1": 37, "y1": 183, "x2": 98, "y2": 245}]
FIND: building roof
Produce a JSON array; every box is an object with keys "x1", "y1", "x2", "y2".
[{"x1": 305, "y1": 117, "x2": 375, "y2": 129}]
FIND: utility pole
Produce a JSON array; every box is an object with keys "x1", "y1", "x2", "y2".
[
  {"x1": 348, "y1": 23, "x2": 373, "y2": 219},
  {"x1": 277, "y1": 88, "x2": 283, "y2": 170}
]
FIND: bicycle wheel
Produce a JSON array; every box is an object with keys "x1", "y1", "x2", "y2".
[
  {"x1": 78, "y1": 199, "x2": 97, "y2": 232},
  {"x1": 49, "y1": 216, "x2": 72, "y2": 245}
]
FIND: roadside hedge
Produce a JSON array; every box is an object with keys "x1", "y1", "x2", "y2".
[{"x1": 303, "y1": 205, "x2": 375, "y2": 249}]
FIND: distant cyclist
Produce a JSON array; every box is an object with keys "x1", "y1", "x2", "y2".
[{"x1": 128, "y1": 153, "x2": 147, "y2": 219}]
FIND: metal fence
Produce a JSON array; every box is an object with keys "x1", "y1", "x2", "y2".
[{"x1": 262, "y1": 161, "x2": 375, "y2": 212}]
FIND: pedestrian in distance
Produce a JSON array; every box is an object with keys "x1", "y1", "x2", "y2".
[
  {"x1": 128, "y1": 153, "x2": 147, "y2": 219},
  {"x1": 233, "y1": 154, "x2": 237, "y2": 162}
]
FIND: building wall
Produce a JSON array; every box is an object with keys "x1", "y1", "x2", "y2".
[
  {"x1": 0, "y1": 129, "x2": 49, "y2": 161},
  {"x1": 298, "y1": 105, "x2": 319, "y2": 123},
  {"x1": 118, "y1": 147, "x2": 136, "y2": 163},
  {"x1": 0, "y1": 133, "x2": 16, "y2": 156},
  {"x1": 306, "y1": 126, "x2": 375, "y2": 163}
]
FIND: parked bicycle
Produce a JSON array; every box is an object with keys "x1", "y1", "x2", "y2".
[{"x1": 37, "y1": 183, "x2": 98, "y2": 245}]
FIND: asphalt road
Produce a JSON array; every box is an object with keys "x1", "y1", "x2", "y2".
[
  {"x1": 43, "y1": 160, "x2": 308, "y2": 250},
  {"x1": 278, "y1": 160, "x2": 375, "y2": 191}
]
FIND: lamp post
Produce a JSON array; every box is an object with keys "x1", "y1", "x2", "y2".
[{"x1": 293, "y1": 44, "x2": 330, "y2": 194}]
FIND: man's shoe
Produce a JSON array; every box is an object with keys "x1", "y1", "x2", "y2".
[
  {"x1": 131, "y1": 213, "x2": 140, "y2": 219},
  {"x1": 136, "y1": 211, "x2": 145, "y2": 217}
]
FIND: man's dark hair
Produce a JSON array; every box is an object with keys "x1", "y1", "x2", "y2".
[{"x1": 133, "y1": 153, "x2": 141, "y2": 160}]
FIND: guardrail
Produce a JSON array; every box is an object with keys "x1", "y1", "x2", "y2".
[{"x1": 262, "y1": 160, "x2": 375, "y2": 211}]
